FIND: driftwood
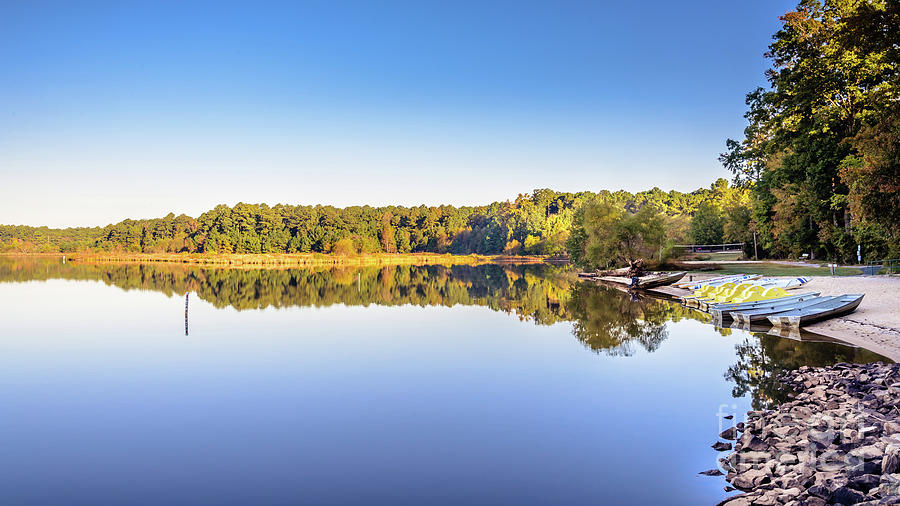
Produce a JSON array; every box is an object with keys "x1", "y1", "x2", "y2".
[
  {"x1": 596, "y1": 266, "x2": 630, "y2": 276},
  {"x1": 626, "y1": 259, "x2": 645, "y2": 278},
  {"x1": 597, "y1": 259, "x2": 647, "y2": 278}
]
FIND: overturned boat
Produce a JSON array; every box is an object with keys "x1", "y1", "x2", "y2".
[
  {"x1": 730, "y1": 295, "x2": 839, "y2": 324},
  {"x1": 709, "y1": 292, "x2": 822, "y2": 321},
  {"x1": 767, "y1": 294, "x2": 864, "y2": 328}
]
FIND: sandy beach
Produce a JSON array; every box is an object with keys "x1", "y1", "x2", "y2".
[
  {"x1": 801, "y1": 276, "x2": 900, "y2": 362},
  {"x1": 667, "y1": 274, "x2": 900, "y2": 361}
]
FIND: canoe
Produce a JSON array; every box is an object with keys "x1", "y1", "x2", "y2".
[
  {"x1": 767, "y1": 294, "x2": 864, "y2": 328},
  {"x1": 708, "y1": 291, "x2": 820, "y2": 312},
  {"x1": 635, "y1": 271, "x2": 686, "y2": 288},
  {"x1": 709, "y1": 292, "x2": 821, "y2": 320},
  {"x1": 595, "y1": 272, "x2": 687, "y2": 290},
  {"x1": 730, "y1": 296, "x2": 839, "y2": 324}
]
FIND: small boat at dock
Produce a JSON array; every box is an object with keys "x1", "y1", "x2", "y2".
[
  {"x1": 709, "y1": 292, "x2": 821, "y2": 321},
  {"x1": 767, "y1": 294, "x2": 864, "y2": 328},
  {"x1": 730, "y1": 295, "x2": 839, "y2": 324},
  {"x1": 586, "y1": 271, "x2": 686, "y2": 290}
]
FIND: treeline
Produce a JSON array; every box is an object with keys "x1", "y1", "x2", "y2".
[
  {"x1": 721, "y1": 0, "x2": 900, "y2": 262},
  {"x1": 0, "y1": 184, "x2": 747, "y2": 256}
]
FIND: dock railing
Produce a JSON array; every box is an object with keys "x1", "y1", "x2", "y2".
[{"x1": 675, "y1": 242, "x2": 745, "y2": 254}]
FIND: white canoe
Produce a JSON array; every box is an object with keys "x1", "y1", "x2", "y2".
[{"x1": 767, "y1": 294, "x2": 865, "y2": 328}]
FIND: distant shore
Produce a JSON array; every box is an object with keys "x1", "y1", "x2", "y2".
[{"x1": 1, "y1": 252, "x2": 552, "y2": 267}]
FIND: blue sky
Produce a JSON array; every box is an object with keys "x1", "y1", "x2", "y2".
[{"x1": 0, "y1": 0, "x2": 795, "y2": 227}]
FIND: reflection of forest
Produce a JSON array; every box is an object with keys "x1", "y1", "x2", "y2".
[
  {"x1": 567, "y1": 283, "x2": 703, "y2": 356},
  {"x1": 3, "y1": 257, "x2": 887, "y2": 384},
  {"x1": 0, "y1": 257, "x2": 574, "y2": 324},
  {"x1": 724, "y1": 335, "x2": 888, "y2": 410},
  {"x1": 0, "y1": 257, "x2": 707, "y2": 347}
]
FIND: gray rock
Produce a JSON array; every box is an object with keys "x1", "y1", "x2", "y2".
[
  {"x1": 700, "y1": 468, "x2": 724, "y2": 476},
  {"x1": 831, "y1": 485, "x2": 865, "y2": 504},
  {"x1": 721, "y1": 426, "x2": 738, "y2": 440},
  {"x1": 732, "y1": 469, "x2": 770, "y2": 490},
  {"x1": 780, "y1": 453, "x2": 799, "y2": 465},
  {"x1": 848, "y1": 474, "x2": 880, "y2": 493},
  {"x1": 744, "y1": 435, "x2": 770, "y2": 452},
  {"x1": 850, "y1": 445, "x2": 884, "y2": 461},
  {"x1": 739, "y1": 451, "x2": 772, "y2": 463},
  {"x1": 753, "y1": 490, "x2": 779, "y2": 505},
  {"x1": 883, "y1": 444, "x2": 900, "y2": 475},
  {"x1": 713, "y1": 441, "x2": 733, "y2": 451}
]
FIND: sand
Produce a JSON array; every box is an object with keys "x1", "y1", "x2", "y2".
[
  {"x1": 655, "y1": 273, "x2": 900, "y2": 361},
  {"x1": 801, "y1": 276, "x2": 900, "y2": 362}
]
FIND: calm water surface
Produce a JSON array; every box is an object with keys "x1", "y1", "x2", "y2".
[{"x1": 0, "y1": 258, "x2": 888, "y2": 505}]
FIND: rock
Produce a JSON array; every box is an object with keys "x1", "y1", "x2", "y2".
[
  {"x1": 732, "y1": 469, "x2": 770, "y2": 490},
  {"x1": 779, "y1": 453, "x2": 799, "y2": 465},
  {"x1": 700, "y1": 468, "x2": 724, "y2": 476},
  {"x1": 850, "y1": 445, "x2": 884, "y2": 461},
  {"x1": 848, "y1": 461, "x2": 882, "y2": 477},
  {"x1": 716, "y1": 493, "x2": 754, "y2": 506},
  {"x1": 721, "y1": 427, "x2": 738, "y2": 440},
  {"x1": 739, "y1": 451, "x2": 772, "y2": 463},
  {"x1": 883, "y1": 444, "x2": 900, "y2": 474},
  {"x1": 713, "y1": 363, "x2": 900, "y2": 505},
  {"x1": 752, "y1": 490, "x2": 779, "y2": 505},
  {"x1": 713, "y1": 441, "x2": 733, "y2": 451},
  {"x1": 847, "y1": 474, "x2": 880, "y2": 493},
  {"x1": 830, "y1": 486, "x2": 865, "y2": 504},
  {"x1": 724, "y1": 414, "x2": 734, "y2": 420},
  {"x1": 859, "y1": 426, "x2": 880, "y2": 437},
  {"x1": 809, "y1": 429, "x2": 837, "y2": 446},
  {"x1": 744, "y1": 435, "x2": 770, "y2": 452},
  {"x1": 808, "y1": 484, "x2": 832, "y2": 499}
]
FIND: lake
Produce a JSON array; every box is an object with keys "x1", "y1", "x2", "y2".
[{"x1": 0, "y1": 257, "x2": 888, "y2": 505}]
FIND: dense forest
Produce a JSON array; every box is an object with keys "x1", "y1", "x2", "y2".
[
  {"x1": 720, "y1": 0, "x2": 900, "y2": 262},
  {"x1": 0, "y1": 183, "x2": 749, "y2": 257}
]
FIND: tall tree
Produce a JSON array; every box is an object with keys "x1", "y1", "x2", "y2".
[{"x1": 721, "y1": 0, "x2": 900, "y2": 261}]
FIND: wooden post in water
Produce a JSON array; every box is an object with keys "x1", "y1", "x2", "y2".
[{"x1": 184, "y1": 292, "x2": 189, "y2": 336}]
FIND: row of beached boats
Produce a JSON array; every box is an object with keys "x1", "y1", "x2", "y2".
[{"x1": 678, "y1": 274, "x2": 863, "y2": 328}]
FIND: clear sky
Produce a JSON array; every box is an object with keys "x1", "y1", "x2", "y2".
[{"x1": 1, "y1": 0, "x2": 795, "y2": 228}]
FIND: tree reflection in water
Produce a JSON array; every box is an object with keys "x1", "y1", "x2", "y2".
[
  {"x1": 724, "y1": 334, "x2": 888, "y2": 410},
  {"x1": 1, "y1": 256, "x2": 889, "y2": 404},
  {"x1": 567, "y1": 283, "x2": 698, "y2": 356}
]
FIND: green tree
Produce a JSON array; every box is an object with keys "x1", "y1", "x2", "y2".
[
  {"x1": 721, "y1": 0, "x2": 900, "y2": 261},
  {"x1": 690, "y1": 202, "x2": 725, "y2": 245}
]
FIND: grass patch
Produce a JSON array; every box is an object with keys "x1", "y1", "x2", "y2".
[
  {"x1": 685, "y1": 251, "x2": 745, "y2": 262},
  {"x1": 710, "y1": 262, "x2": 862, "y2": 277}
]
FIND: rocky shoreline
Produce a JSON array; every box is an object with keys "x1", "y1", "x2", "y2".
[{"x1": 714, "y1": 362, "x2": 900, "y2": 505}]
